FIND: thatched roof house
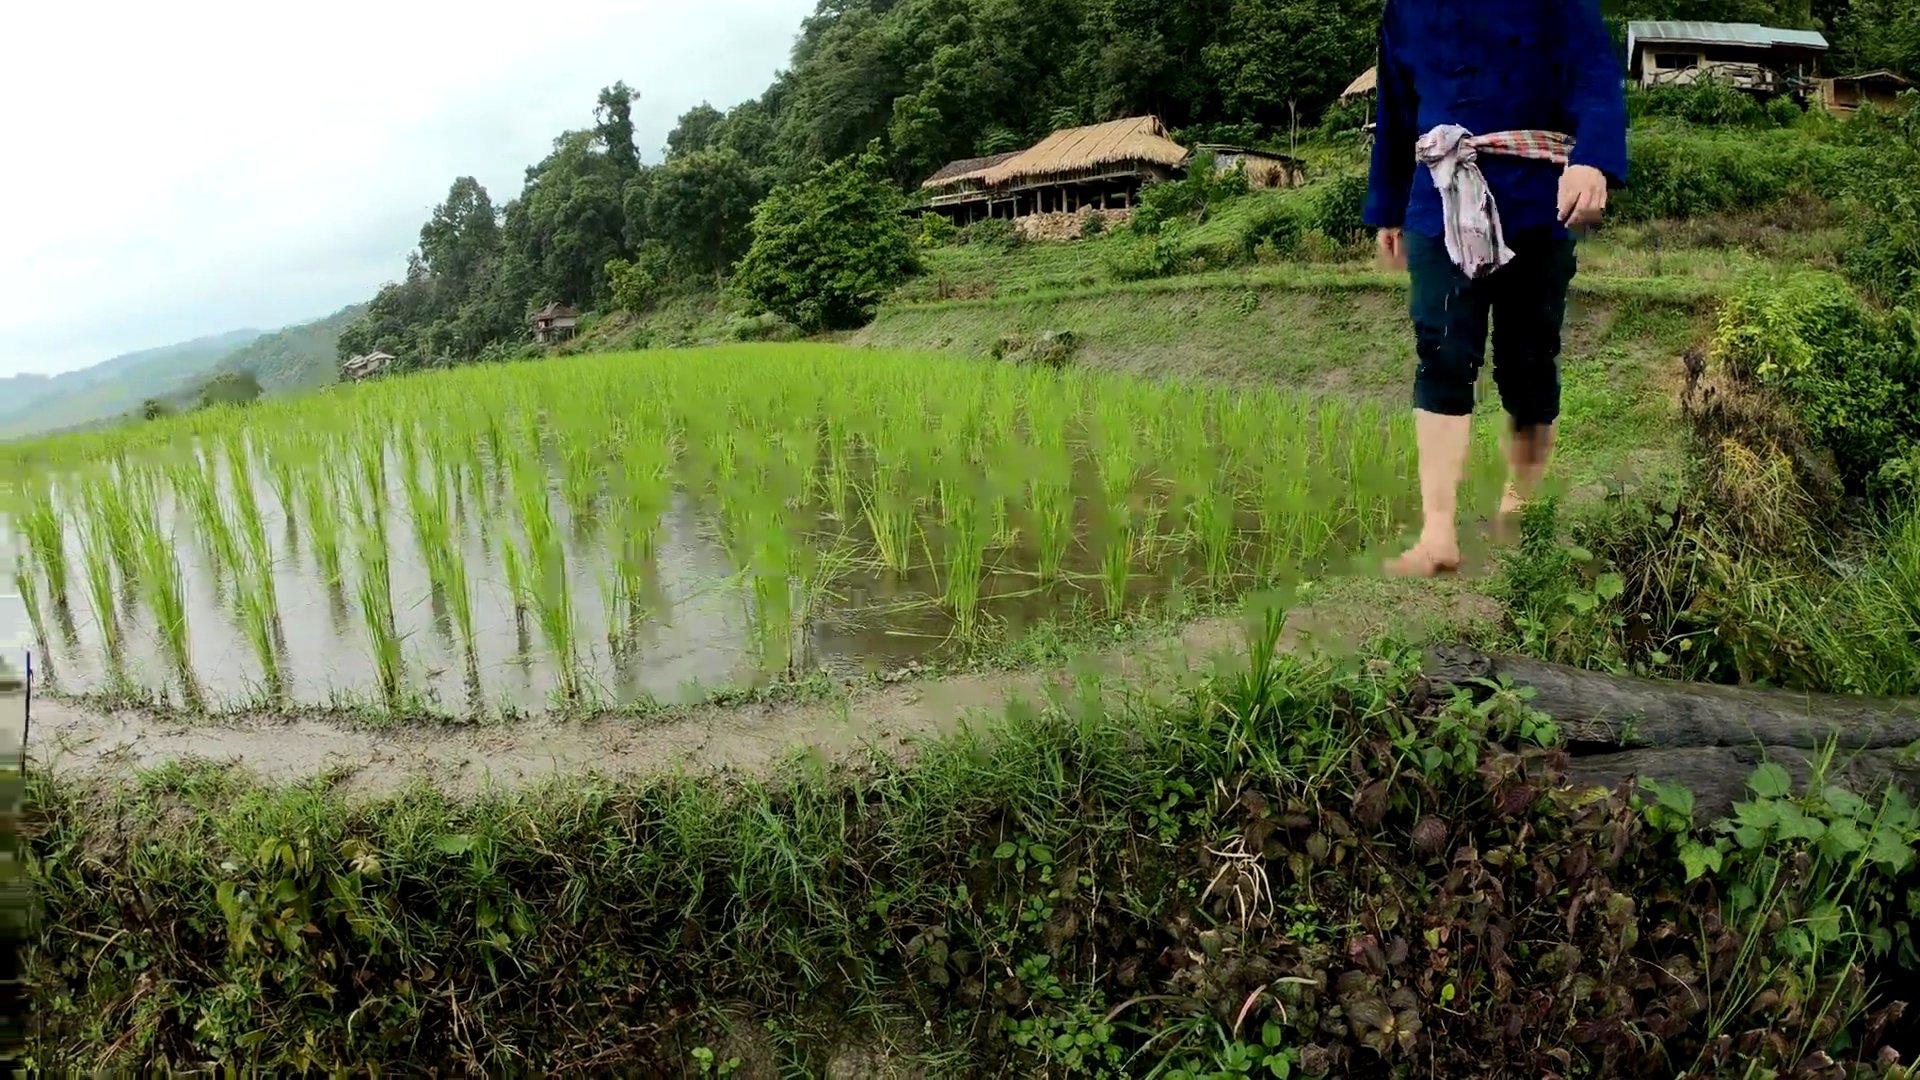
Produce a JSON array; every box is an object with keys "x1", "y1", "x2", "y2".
[
  {"x1": 532, "y1": 302, "x2": 579, "y2": 344},
  {"x1": 921, "y1": 116, "x2": 1190, "y2": 224},
  {"x1": 1340, "y1": 67, "x2": 1377, "y2": 100}
]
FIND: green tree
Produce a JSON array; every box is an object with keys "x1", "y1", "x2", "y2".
[
  {"x1": 140, "y1": 398, "x2": 172, "y2": 421},
  {"x1": 596, "y1": 81, "x2": 642, "y2": 175},
  {"x1": 417, "y1": 177, "x2": 501, "y2": 300},
  {"x1": 1202, "y1": 0, "x2": 1379, "y2": 129},
  {"x1": 647, "y1": 149, "x2": 762, "y2": 275},
  {"x1": 733, "y1": 146, "x2": 917, "y2": 331},
  {"x1": 666, "y1": 103, "x2": 726, "y2": 158},
  {"x1": 197, "y1": 371, "x2": 264, "y2": 409}
]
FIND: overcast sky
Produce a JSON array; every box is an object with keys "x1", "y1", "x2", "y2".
[{"x1": 0, "y1": 0, "x2": 811, "y2": 379}]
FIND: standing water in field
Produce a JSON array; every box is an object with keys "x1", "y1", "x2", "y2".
[{"x1": 0, "y1": 344, "x2": 1498, "y2": 716}]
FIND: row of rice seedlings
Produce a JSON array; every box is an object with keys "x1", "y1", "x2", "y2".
[
  {"x1": 16, "y1": 484, "x2": 69, "y2": 610},
  {"x1": 225, "y1": 439, "x2": 285, "y2": 698},
  {"x1": 301, "y1": 459, "x2": 347, "y2": 587},
  {"x1": 509, "y1": 445, "x2": 579, "y2": 701},
  {"x1": 12, "y1": 556, "x2": 52, "y2": 673},
  {"x1": 74, "y1": 492, "x2": 122, "y2": 664},
  {"x1": 130, "y1": 500, "x2": 202, "y2": 710},
  {"x1": 353, "y1": 517, "x2": 404, "y2": 711}
]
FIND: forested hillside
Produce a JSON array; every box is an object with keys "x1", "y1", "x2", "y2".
[
  {"x1": 337, "y1": 0, "x2": 1920, "y2": 369},
  {"x1": 207, "y1": 303, "x2": 366, "y2": 394},
  {"x1": 0, "y1": 330, "x2": 261, "y2": 440}
]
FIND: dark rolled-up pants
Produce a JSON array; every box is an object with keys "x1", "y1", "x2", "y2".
[{"x1": 1405, "y1": 226, "x2": 1576, "y2": 429}]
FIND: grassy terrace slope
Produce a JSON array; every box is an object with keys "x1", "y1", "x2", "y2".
[{"x1": 861, "y1": 268, "x2": 1712, "y2": 495}]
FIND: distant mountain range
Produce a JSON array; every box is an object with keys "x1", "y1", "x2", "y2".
[{"x1": 0, "y1": 304, "x2": 365, "y2": 440}]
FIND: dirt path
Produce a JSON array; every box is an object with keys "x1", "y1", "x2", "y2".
[{"x1": 27, "y1": 589, "x2": 1500, "y2": 798}]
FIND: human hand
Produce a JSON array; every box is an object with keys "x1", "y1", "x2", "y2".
[
  {"x1": 1558, "y1": 164, "x2": 1608, "y2": 229},
  {"x1": 1376, "y1": 227, "x2": 1406, "y2": 271}
]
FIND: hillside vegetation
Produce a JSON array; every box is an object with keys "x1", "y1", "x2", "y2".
[
  {"x1": 0, "y1": 329, "x2": 259, "y2": 440},
  {"x1": 329, "y1": 0, "x2": 1919, "y2": 372}
]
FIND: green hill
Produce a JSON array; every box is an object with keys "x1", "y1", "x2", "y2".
[
  {"x1": 0, "y1": 329, "x2": 261, "y2": 439},
  {"x1": 205, "y1": 303, "x2": 366, "y2": 394}
]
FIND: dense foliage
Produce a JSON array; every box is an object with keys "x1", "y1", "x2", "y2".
[
  {"x1": 732, "y1": 150, "x2": 917, "y2": 331},
  {"x1": 332, "y1": 0, "x2": 1920, "y2": 368}
]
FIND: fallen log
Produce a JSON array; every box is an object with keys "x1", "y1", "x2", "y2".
[
  {"x1": 1422, "y1": 646, "x2": 1920, "y2": 819},
  {"x1": 1423, "y1": 645, "x2": 1920, "y2": 751}
]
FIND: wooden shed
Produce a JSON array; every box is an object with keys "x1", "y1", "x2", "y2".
[
  {"x1": 1195, "y1": 144, "x2": 1305, "y2": 189},
  {"x1": 1819, "y1": 70, "x2": 1912, "y2": 116}
]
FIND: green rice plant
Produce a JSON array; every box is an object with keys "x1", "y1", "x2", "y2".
[
  {"x1": 13, "y1": 560, "x2": 51, "y2": 669},
  {"x1": 75, "y1": 508, "x2": 120, "y2": 663},
  {"x1": 501, "y1": 532, "x2": 531, "y2": 642},
  {"x1": 1100, "y1": 526, "x2": 1133, "y2": 618},
  {"x1": 1189, "y1": 486, "x2": 1236, "y2": 595},
  {"x1": 17, "y1": 485, "x2": 69, "y2": 610},
  {"x1": 301, "y1": 464, "x2": 346, "y2": 587},
  {"x1": 941, "y1": 486, "x2": 989, "y2": 639},
  {"x1": 353, "y1": 520, "x2": 404, "y2": 711},
  {"x1": 131, "y1": 510, "x2": 201, "y2": 710},
  {"x1": 861, "y1": 473, "x2": 917, "y2": 577}
]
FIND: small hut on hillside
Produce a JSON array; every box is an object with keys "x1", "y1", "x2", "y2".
[
  {"x1": 1195, "y1": 144, "x2": 1305, "y2": 189},
  {"x1": 1818, "y1": 70, "x2": 1912, "y2": 115},
  {"x1": 532, "y1": 303, "x2": 579, "y2": 345},
  {"x1": 340, "y1": 350, "x2": 396, "y2": 382},
  {"x1": 920, "y1": 116, "x2": 1190, "y2": 226}
]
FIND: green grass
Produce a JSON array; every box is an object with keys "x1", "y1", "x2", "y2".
[{"x1": 24, "y1": 619, "x2": 1915, "y2": 1073}]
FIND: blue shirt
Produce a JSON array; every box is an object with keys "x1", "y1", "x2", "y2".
[{"x1": 1363, "y1": 0, "x2": 1629, "y2": 239}]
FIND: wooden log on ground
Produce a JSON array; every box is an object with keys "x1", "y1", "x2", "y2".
[
  {"x1": 1422, "y1": 646, "x2": 1920, "y2": 819},
  {"x1": 1423, "y1": 644, "x2": 1920, "y2": 751}
]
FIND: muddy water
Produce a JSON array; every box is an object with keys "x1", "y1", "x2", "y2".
[{"x1": 23, "y1": 452, "x2": 1313, "y2": 715}]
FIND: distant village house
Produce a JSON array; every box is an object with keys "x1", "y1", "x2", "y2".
[
  {"x1": 340, "y1": 350, "x2": 396, "y2": 382},
  {"x1": 918, "y1": 116, "x2": 1304, "y2": 235},
  {"x1": 920, "y1": 116, "x2": 1191, "y2": 227},
  {"x1": 532, "y1": 302, "x2": 579, "y2": 345},
  {"x1": 1626, "y1": 21, "x2": 1828, "y2": 97}
]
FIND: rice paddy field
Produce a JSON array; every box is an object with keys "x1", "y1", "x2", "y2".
[{"x1": 1, "y1": 343, "x2": 1507, "y2": 717}]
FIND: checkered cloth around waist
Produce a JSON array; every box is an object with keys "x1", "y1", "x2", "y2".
[{"x1": 1414, "y1": 126, "x2": 1574, "y2": 278}]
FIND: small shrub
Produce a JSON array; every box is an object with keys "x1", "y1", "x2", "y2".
[
  {"x1": 1102, "y1": 234, "x2": 1178, "y2": 282},
  {"x1": 722, "y1": 312, "x2": 803, "y2": 342},
  {"x1": 1765, "y1": 94, "x2": 1805, "y2": 128},
  {"x1": 1308, "y1": 173, "x2": 1369, "y2": 246},
  {"x1": 918, "y1": 212, "x2": 958, "y2": 248},
  {"x1": 1079, "y1": 214, "x2": 1107, "y2": 239},
  {"x1": 1712, "y1": 271, "x2": 1920, "y2": 497},
  {"x1": 1240, "y1": 200, "x2": 1305, "y2": 259},
  {"x1": 1633, "y1": 79, "x2": 1767, "y2": 127},
  {"x1": 605, "y1": 256, "x2": 657, "y2": 314},
  {"x1": 960, "y1": 217, "x2": 1023, "y2": 252},
  {"x1": 1615, "y1": 124, "x2": 1859, "y2": 222}
]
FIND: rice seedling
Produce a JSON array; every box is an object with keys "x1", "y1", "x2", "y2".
[
  {"x1": 13, "y1": 559, "x2": 52, "y2": 674},
  {"x1": 17, "y1": 485, "x2": 69, "y2": 610},
  {"x1": 75, "y1": 504, "x2": 121, "y2": 663},
  {"x1": 353, "y1": 519, "x2": 404, "y2": 710},
  {"x1": 131, "y1": 508, "x2": 201, "y2": 710}
]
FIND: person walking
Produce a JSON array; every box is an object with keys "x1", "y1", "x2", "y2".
[{"x1": 1365, "y1": 0, "x2": 1628, "y2": 577}]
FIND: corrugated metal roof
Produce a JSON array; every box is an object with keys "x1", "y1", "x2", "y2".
[{"x1": 1627, "y1": 20, "x2": 1829, "y2": 51}]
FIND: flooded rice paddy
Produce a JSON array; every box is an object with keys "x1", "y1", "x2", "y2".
[{"x1": 2, "y1": 344, "x2": 1502, "y2": 716}]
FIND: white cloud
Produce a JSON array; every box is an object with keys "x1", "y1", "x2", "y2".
[{"x1": 0, "y1": 0, "x2": 808, "y2": 377}]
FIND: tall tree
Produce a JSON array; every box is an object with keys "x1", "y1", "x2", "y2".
[
  {"x1": 596, "y1": 81, "x2": 642, "y2": 175},
  {"x1": 417, "y1": 177, "x2": 501, "y2": 300},
  {"x1": 666, "y1": 103, "x2": 726, "y2": 158},
  {"x1": 647, "y1": 149, "x2": 763, "y2": 275}
]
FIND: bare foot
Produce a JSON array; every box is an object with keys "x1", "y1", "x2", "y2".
[
  {"x1": 1384, "y1": 541, "x2": 1462, "y2": 579},
  {"x1": 1493, "y1": 493, "x2": 1524, "y2": 546}
]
